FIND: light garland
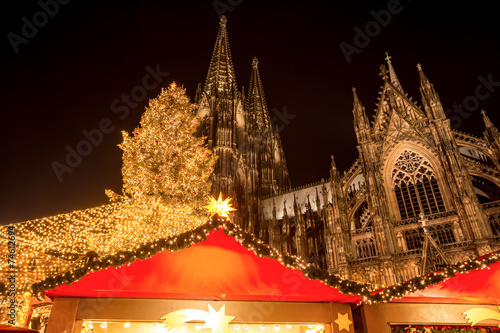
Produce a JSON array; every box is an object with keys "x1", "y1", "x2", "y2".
[{"x1": 29, "y1": 217, "x2": 500, "y2": 303}]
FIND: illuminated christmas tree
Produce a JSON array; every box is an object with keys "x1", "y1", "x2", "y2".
[{"x1": 104, "y1": 83, "x2": 217, "y2": 252}]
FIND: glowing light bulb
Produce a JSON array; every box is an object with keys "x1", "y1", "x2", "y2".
[
  {"x1": 124, "y1": 323, "x2": 131, "y2": 328},
  {"x1": 274, "y1": 325, "x2": 280, "y2": 331}
]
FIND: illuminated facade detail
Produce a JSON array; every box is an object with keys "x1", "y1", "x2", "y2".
[
  {"x1": 262, "y1": 56, "x2": 500, "y2": 285},
  {"x1": 194, "y1": 16, "x2": 291, "y2": 235},
  {"x1": 392, "y1": 149, "x2": 445, "y2": 219}
]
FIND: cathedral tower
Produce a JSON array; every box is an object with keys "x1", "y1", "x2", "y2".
[{"x1": 195, "y1": 16, "x2": 291, "y2": 235}]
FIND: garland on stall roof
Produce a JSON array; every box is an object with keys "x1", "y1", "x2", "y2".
[
  {"x1": 391, "y1": 324, "x2": 500, "y2": 332},
  {"x1": 31, "y1": 215, "x2": 500, "y2": 304},
  {"x1": 368, "y1": 251, "x2": 500, "y2": 304},
  {"x1": 31, "y1": 216, "x2": 371, "y2": 300}
]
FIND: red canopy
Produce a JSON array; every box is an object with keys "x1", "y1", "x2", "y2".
[
  {"x1": 391, "y1": 261, "x2": 500, "y2": 304},
  {"x1": 45, "y1": 230, "x2": 360, "y2": 303}
]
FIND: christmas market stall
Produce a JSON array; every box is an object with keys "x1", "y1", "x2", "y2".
[
  {"x1": 359, "y1": 251, "x2": 500, "y2": 332},
  {"x1": 34, "y1": 216, "x2": 365, "y2": 333}
]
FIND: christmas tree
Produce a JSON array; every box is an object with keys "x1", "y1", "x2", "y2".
[{"x1": 104, "y1": 82, "x2": 217, "y2": 253}]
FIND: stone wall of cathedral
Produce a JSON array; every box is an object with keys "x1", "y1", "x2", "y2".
[{"x1": 262, "y1": 60, "x2": 500, "y2": 286}]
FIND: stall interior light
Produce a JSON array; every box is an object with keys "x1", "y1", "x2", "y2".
[{"x1": 81, "y1": 321, "x2": 325, "y2": 332}]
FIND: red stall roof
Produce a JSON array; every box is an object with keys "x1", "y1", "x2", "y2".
[
  {"x1": 391, "y1": 259, "x2": 500, "y2": 304},
  {"x1": 45, "y1": 230, "x2": 361, "y2": 303}
]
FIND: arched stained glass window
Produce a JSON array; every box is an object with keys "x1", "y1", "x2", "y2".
[{"x1": 392, "y1": 150, "x2": 446, "y2": 220}]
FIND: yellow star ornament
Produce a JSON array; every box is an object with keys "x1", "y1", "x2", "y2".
[
  {"x1": 204, "y1": 193, "x2": 236, "y2": 218},
  {"x1": 334, "y1": 313, "x2": 352, "y2": 332},
  {"x1": 202, "y1": 305, "x2": 235, "y2": 333}
]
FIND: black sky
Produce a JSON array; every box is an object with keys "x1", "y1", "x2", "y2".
[{"x1": 1, "y1": 1, "x2": 500, "y2": 224}]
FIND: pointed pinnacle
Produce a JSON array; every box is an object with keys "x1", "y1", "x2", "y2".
[
  {"x1": 352, "y1": 87, "x2": 360, "y2": 105},
  {"x1": 252, "y1": 56, "x2": 259, "y2": 69},
  {"x1": 417, "y1": 63, "x2": 428, "y2": 83},
  {"x1": 481, "y1": 110, "x2": 493, "y2": 127},
  {"x1": 385, "y1": 52, "x2": 402, "y2": 90},
  {"x1": 220, "y1": 15, "x2": 227, "y2": 27},
  {"x1": 331, "y1": 155, "x2": 337, "y2": 170}
]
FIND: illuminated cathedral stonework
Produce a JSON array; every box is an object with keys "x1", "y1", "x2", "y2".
[
  {"x1": 202, "y1": 17, "x2": 500, "y2": 285},
  {"x1": 194, "y1": 16, "x2": 291, "y2": 235}
]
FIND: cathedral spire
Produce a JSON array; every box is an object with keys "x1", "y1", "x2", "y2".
[
  {"x1": 418, "y1": 63, "x2": 445, "y2": 120},
  {"x1": 203, "y1": 15, "x2": 237, "y2": 97},
  {"x1": 352, "y1": 87, "x2": 371, "y2": 143},
  {"x1": 385, "y1": 52, "x2": 403, "y2": 91},
  {"x1": 330, "y1": 155, "x2": 340, "y2": 182},
  {"x1": 481, "y1": 109, "x2": 494, "y2": 128},
  {"x1": 247, "y1": 56, "x2": 271, "y2": 131}
]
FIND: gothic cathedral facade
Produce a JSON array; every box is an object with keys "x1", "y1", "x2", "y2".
[{"x1": 198, "y1": 17, "x2": 500, "y2": 285}]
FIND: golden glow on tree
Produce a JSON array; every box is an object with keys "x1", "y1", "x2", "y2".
[
  {"x1": 204, "y1": 193, "x2": 236, "y2": 218},
  {"x1": 0, "y1": 83, "x2": 217, "y2": 324},
  {"x1": 102, "y1": 82, "x2": 218, "y2": 253}
]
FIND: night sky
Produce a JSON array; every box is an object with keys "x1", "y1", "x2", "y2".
[{"x1": 2, "y1": 1, "x2": 500, "y2": 225}]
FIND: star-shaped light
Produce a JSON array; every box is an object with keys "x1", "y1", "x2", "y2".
[
  {"x1": 204, "y1": 193, "x2": 236, "y2": 218},
  {"x1": 202, "y1": 305, "x2": 235, "y2": 333},
  {"x1": 334, "y1": 313, "x2": 352, "y2": 332}
]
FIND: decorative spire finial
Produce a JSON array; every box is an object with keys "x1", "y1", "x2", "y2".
[
  {"x1": 252, "y1": 56, "x2": 259, "y2": 69},
  {"x1": 385, "y1": 51, "x2": 391, "y2": 64},
  {"x1": 331, "y1": 155, "x2": 337, "y2": 169},
  {"x1": 220, "y1": 15, "x2": 227, "y2": 27},
  {"x1": 379, "y1": 64, "x2": 389, "y2": 80},
  {"x1": 384, "y1": 52, "x2": 402, "y2": 89},
  {"x1": 416, "y1": 63, "x2": 422, "y2": 71}
]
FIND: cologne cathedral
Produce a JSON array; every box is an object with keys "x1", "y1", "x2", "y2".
[{"x1": 200, "y1": 17, "x2": 500, "y2": 286}]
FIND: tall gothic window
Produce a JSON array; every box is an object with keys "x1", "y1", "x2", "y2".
[{"x1": 392, "y1": 150, "x2": 446, "y2": 220}]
